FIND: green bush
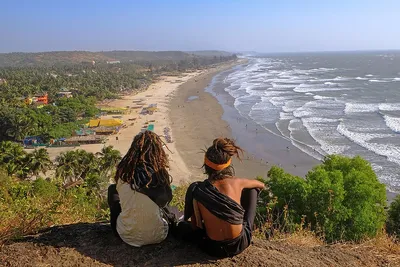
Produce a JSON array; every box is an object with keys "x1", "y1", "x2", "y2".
[
  {"x1": 262, "y1": 155, "x2": 387, "y2": 242},
  {"x1": 387, "y1": 195, "x2": 400, "y2": 239},
  {"x1": 32, "y1": 177, "x2": 59, "y2": 199},
  {"x1": 170, "y1": 183, "x2": 189, "y2": 212},
  {"x1": 0, "y1": 172, "x2": 108, "y2": 243}
]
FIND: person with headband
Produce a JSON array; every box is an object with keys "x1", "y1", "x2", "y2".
[{"x1": 180, "y1": 138, "x2": 266, "y2": 257}]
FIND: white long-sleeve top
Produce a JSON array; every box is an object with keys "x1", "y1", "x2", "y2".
[{"x1": 116, "y1": 180, "x2": 169, "y2": 247}]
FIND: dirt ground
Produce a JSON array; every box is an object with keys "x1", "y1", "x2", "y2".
[{"x1": 1, "y1": 222, "x2": 398, "y2": 267}]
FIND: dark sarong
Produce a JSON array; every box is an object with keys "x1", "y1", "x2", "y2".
[{"x1": 182, "y1": 180, "x2": 258, "y2": 257}]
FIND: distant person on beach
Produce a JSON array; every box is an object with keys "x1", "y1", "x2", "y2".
[
  {"x1": 107, "y1": 131, "x2": 178, "y2": 247},
  {"x1": 178, "y1": 138, "x2": 265, "y2": 257}
]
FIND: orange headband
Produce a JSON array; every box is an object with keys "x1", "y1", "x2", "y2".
[{"x1": 204, "y1": 156, "x2": 232, "y2": 171}]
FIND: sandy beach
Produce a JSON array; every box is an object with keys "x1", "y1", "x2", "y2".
[
  {"x1": 45, "y1": 62, "x2": 244, "y2": 184},
  {"x1": 46, "y1": 70, "x2": 209, "y2": 184}
]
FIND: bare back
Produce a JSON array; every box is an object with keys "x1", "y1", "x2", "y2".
[{"x1": 195, "y1": 177, "x2": 264, "y2": 241}]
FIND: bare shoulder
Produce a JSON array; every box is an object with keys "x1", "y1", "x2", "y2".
[{"x1": 233, "y1": 177, "x2": 265, "y2": 189}]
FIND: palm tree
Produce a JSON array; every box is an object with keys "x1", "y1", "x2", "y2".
[
  {"x1": 24, "y1": 148, "x2": 53, "y2": 177},
  {"x1": 0, "y1": 141, "x2": 27, "y2": 176},
  {"x1": 55, "y1": 150, "x2": 80, "y2": 184},
  {"x1": 55, "y1": 149, "x2": 100, "y2": 185},
  {"x1": 96, "y1": 145, "x2": 121, "y2": 175}
]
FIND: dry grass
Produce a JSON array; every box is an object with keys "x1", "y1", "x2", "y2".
[{"x1": 335, "y1": 233, "x2": 400, "y2": 264}]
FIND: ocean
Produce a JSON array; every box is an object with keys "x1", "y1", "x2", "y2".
[{"x1": 221, "y1": 51, "x2": 400, "y2": 193}]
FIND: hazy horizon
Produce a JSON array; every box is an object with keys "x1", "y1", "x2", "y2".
[{"x1": 2, "y1": 0, "x2": 400, "y2": 53}]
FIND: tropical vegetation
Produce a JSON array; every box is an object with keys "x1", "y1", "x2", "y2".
[
  {"x1": 0, "y1": 141, "x2": 121, "y2": 243},
  {"x1": 0, "y1": 52, "x2": 237, "y2": 142},
  {"x1": 387, "y1": 195, "x2": 400, "y2": 239},
  {"x1": 258, "y1": 155, "x2": 387, "y2": 242}
]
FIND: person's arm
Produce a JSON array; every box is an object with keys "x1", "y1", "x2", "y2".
[
  {"x1": 183, "y1": 182, "x2": 199, "y2": 221},
  {"x1": 239, "y1": 178, "x2": 266, "y2": 190},
  {"x1": 139, "y1": 184, "x2": 172, "y2": 207}
]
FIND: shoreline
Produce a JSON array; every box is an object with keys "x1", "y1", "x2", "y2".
[
  {"x1": 169, "y1": 62, "x2": 398, "y2": 202},
  {"x1": 169, "y1": 61, "x2": 273, "y2": 182},
  {"x1": 169, "y1": 62, "x2": 319, "y2": 182}
]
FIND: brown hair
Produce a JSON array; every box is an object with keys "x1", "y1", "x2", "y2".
[
  {"x1": 115, "y1": 131, "x2": 171, "y2": 188},
  {"x1": 204, "y1": 137, "x2": 243, "y2": 181}
]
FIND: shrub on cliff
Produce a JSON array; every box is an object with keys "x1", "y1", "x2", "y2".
[
  {"x1": 261, "y1": 155, "x2": 387, "y2": 242},
  {"x1": 0, "y1": 171, "x2": 108, "y2": 243},
  {"x1": 387, "y1": 195, "x2": 400, "y2": 239}
]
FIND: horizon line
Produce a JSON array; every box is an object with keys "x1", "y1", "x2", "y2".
[{"x1": 1, "y1": 48, "x2": 400, "y2": 55}]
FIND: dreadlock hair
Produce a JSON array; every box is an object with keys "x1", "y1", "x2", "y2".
[
  {"x1": 115, "y1": 131, "x2": 171, "y2": 189},
  {"x1": 204, "y1": 137, "x2": 243, "y2": 181}
]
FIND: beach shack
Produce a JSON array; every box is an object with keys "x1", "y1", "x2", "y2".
[
  {"x1": 23, "y1": 136, "x2": 46, "y2": 148},
  {"x1": 93, "y1": 126, "x2": 119, "y2": 135},
  {"x1": 99, "y1": 107, "x2": 128, "y2": 115},
  {"x1": 88, "y1": 119, "x2": 123, "y2": 135},
  {"x1": 56, "y1": 91, "x2": 73, "y2": 98},
  {"x1": 74, "y1": 129, "x2": 95, "y2": 136},
  {"x1": 65, "y1": 135, "x2": 106, "y2": 145}
]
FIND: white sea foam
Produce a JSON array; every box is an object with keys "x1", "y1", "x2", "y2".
[
  {"x1": 324, "y1": 82, "x2": 339, "y2": 86},
  {"x1": 369, "y1": 79, "x2": 389, "y2": 83},
  {"x1": 293, "y1": 83, "x2": 349, "y2": 93},
  {"x1": 264, "y1": 90, "x2": 292, "y2": 97},
  {"x1": 384, "y1": 115, "x2": 400, "y2": 133},
  {"x1": 313, "y1": 95, "x2": 332, "y2": 100},
  {"x1": 356, "y1": 77, "x2": 368, "y2": 80},
  {"x1": 333, "y1": 76, "x2": 351, "y2": 81},
  {"x1": 302, "y1": 117, "x2": 350, "y2": 155},
  {"x1": 280, "y1": 112, "x2": 295, "y2": 120},
  {"x1": 344, "y1": 102, "x2": 400, "y2": 114},
  {"x1": 269, "y1": 96, "x2": 287, "y2": 107},
  {"x1": 305, "y1": 92, "x2": 314, "y2": 96},
  {"x1": 344, "y1": 103, "x2": 379, "y2": 114},
  {"x1": 271, "y1": 82, "x2": 298, "y2": 89},
  {"x1": 366, "y1": 74, "x2": 374, "y2": 77},
  {"x1": 288, "y1": 118, "x2": 303, "y2": 131},
  {"x1": 371, "y1": 163, "x2": 383, "y2": 172},
  {"x1": 337, "y1": 123, "x2": 400, "y2": 165},
  {"x1": 293, "y1": 108, "x2": 314, "y2": 118},
  {"x1": 379, "y1": 103, "x2": 400, "y2": 111},
  {"x1": 394, "y1": 78, "x2": 400, "y2": 81}
]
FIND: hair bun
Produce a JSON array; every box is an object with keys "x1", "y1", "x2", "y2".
[{"x1": 213, "y1": 138, "x2": 242, "y2": 158}]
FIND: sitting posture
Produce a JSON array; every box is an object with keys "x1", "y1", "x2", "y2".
[
  {"x1": 107, "y1": 131, "x2": 174, "y2": 247},
  {"x1": 182, "y1": 138, "x2": 265, "y2": 257}
]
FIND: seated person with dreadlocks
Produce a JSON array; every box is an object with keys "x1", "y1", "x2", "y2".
[
  {"x1": 181, "y1": 138, "x2": 265, "y2": 257},
  {"x1": 107, "y1": 131, "x2": 175, "y2": 247}
]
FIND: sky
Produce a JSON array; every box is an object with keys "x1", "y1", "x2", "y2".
[{"x1": 1, "y1": 0, "x2": 400, "y2": 53}]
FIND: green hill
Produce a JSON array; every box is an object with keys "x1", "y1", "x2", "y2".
[{"x1": 0, "y1": 50, "x2": 234, "y2": 67}]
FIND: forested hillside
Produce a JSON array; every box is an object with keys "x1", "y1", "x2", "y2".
[{"x1": 0, "y1": 50, "x2": 235, "y2": 67}]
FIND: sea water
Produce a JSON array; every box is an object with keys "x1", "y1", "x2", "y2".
[{"x1": 222, "y1": 51, "x2": 400, "y2": 193}]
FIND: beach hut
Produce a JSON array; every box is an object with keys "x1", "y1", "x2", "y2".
[
  {"x1": 93, "y1": 126, "x2": 119, "y2": 135},
  {"x1": 99, "y1": 107, "x2": 128, "y2": 114},
  {"x1": 65, "y1": 135, "x2": 106, "y2": 145},
  {"x1": 23, "y1": 136, "x2": 45, "y2": 147}
]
